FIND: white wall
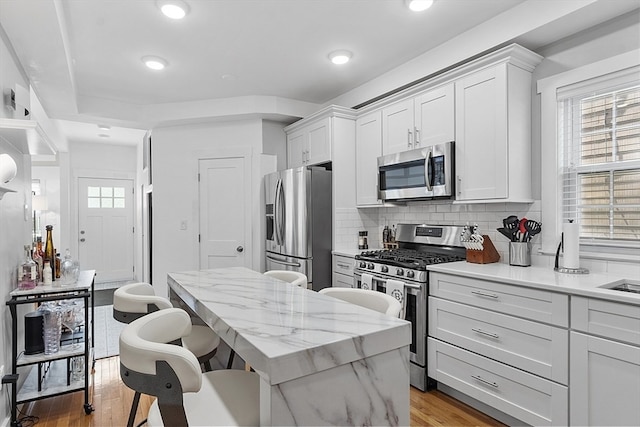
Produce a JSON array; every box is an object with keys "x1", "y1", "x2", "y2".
[
  {"x1": 151, "y1": 118, "x2": 268, "y2": 297},
  {"x1": 0, "y1": 26, "x2": 34, "y2": 427}
]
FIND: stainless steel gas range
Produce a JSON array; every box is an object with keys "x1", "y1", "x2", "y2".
[{"x1": 354, "y1": 223, "x2": 466, "y2": 391}]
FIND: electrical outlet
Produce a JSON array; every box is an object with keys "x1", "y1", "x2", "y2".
[{"x1": 0, "y1": 365, "x2": 4, "y2": 390}]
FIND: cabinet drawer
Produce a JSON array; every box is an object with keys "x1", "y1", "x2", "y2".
[
  {"x1": 428, "y1": 338, "x2": 568, "y2": 427},
  {"x1": 429, "y1": 272, "x2": 569, "y2": 327},
  {"x1": 572, "y1": 296, "x2": 640, "y2": 346},
  {"x1": 333, "y1": 272, "x2": 355, "y2": 288},
  {"x1": 429, "y1": 297, "x2": 568, "y2": 384},
  {"x1": 333, "y1": 255, "x2": 354, "y2": 276}
]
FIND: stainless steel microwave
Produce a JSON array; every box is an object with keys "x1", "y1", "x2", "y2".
[{"x1": 377, "y1": 141, "x2": 454, "y2": 201}]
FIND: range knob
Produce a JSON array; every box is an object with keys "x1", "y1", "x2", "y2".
[
  {"x1": 381, "y1": 265, "x2": 389, "y2": 273},
  {"x1": 396, "y1": 268, "x2": 404, "y2": 276},
  {"x1": 406, "y1": 270, "x2": 415, "y2": 279},
  {"x1": 359, "y1": 261, "x2": 367, "y2": 268},
  {"x1": 367, "y1": 263, "x2": 375, "y2": 270}
]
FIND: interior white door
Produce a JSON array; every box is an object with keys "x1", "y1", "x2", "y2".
[
  {"x1": 78, "y1": 177, "x2": 134, "y2": 283},
  {"x1": 199, "y1": 157, "x2": 252, "y2": 269}
]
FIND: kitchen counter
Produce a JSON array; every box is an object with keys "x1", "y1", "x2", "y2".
[
  {"x1": 167, "y1": 267, "x2": 410, "y2": 426},
  {"x1": 428, "y1": 261, "x2": 639, "y2": 305}
]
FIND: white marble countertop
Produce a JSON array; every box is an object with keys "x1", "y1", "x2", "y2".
[
  {"x1": 9, "y1": 270, "x2": 96, "y2": 298},
  {"x1": 167, "y1": 267, "x2": 411, "y2": 385},
  {"x1": 428, "y1": 261, "x2": 639, "y2": 305}
]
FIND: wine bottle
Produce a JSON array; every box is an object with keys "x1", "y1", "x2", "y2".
[{"x1": 44, "y1": 225, "x2": 56, "y2": 282}]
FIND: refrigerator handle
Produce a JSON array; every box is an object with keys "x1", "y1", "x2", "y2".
[
  {"x1": 274, "y1": 178, "x2": 281, "y2": 245},
  {"x1": 277, "y1": 178, "x2": 286, "y2": 245},
  {"x1": 266, "y1": 254, "x2": 301, "y2": 267}
]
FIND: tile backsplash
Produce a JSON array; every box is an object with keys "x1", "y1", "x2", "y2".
[{"x1": 334, "y1": 200, "x2": 639, "y2": 278}]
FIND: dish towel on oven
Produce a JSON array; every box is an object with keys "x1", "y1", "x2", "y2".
[
  {"x1": 385, "y1": 279, "x2": 406, "y2": 318},
  {"x1": 361, "y1": 273, "x2": 374, "y2": 290}
]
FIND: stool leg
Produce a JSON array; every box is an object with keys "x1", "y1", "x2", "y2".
[
  {"x1": 127, "y1": 390, "x2": 142, "y2": 427},
  {"x1": 226, "y1": 350, "x2": 235, "y2": 369},
  {"x1": 203, "y1": 360, "x2": 212, "y2": 372}
]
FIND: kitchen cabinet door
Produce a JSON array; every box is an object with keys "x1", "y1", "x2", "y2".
[
  {"x1": 287, "y1": 129, "x2": 306, "y2": 168},
  {"x1": 382, "y1": 98, "x2": 414, "y2": 155},
  {"x1": 414, "y1": 83, "x2": 455, "y2": 147},
  {"x1": 356, "y1": 110, "x2": 383, "y2": 207},
  {"x1": 306, "y1": 117, "x2": 331, "y2": 166},
  {"x1": 455, "y1": 65, "x2": 508, "y2": 201},
  {"x1": 570, "y1": 331, "x2": 640, "y2": 426}
]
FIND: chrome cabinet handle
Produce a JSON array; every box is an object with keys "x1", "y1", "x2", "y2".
[
  {"x1": 457, "y1": 175, "x2": 462, "y2": 196},
  {"x1": 471, "y1": 375, "x2": 499, "y2": 388},
  {"x1": 336, "y1": 262, "x2": 351, "y2": 269},
  {"x1": 407, "y1": 129, "x2": 413, "y2": 147},
  {"x1": 471, "y1": 290, "x2": 499, "y2": 299},
  {"x1": 472, "y1": 328, "x2": 499, "y2": 339},
  {"x1": 414, "y1": 127, "x2": 420, "y2": 146}
]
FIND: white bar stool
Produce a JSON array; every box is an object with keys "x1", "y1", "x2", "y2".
[
  {"x1": 119, "y1": 308, "x2": 260, "y2": 427},
  {"x1": 263, "y1": 270, "x2": 308, "y2": 287},
  {"x1": 113, "y1": 282, "x2": 221, "y2": 427},
  {"x1": 319, "y1": 287, "x2": 403, "y2": 317}
]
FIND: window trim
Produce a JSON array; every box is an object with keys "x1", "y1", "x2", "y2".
[{"x1": 537, "y1": 51, "x2": 640, "y2": 260}]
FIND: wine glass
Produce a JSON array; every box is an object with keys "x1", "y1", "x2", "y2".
[{"x1": 62, "y1": 302, "x2": 84, "y2": 350}]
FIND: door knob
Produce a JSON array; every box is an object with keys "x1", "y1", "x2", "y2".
[
  {"x1": 80, "y1": 238, "x2": 86, "y2": 242},
  {"x1": 80, "y1": 230, "x2": 85, "y2": 234},
  {"x1": 236, "y1": 246, "x2": 244, "y2": 253}
]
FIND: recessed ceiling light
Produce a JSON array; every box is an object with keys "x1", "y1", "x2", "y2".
[
  {"x1": 328, "y1": 50, "x2": 352, "y2": 65},
  {"x1": 157, "y1": 0, "x2": 190, "y2": 19},
  {"x1": 405, "y1": 0, "x2": 434, "y2": 12},
  {"x1": 97, "y1": 124, "x2": 111, "y2": 131},
  {"x1": 142, "y1": 56, "x2": 168, "y2": 71}
]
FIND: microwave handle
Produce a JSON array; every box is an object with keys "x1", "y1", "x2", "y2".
[{"x1": 424, "y1": 148, "x2": 433, "y2": 192}]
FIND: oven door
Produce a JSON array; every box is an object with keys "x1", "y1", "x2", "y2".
[{"x1": 354, "y1": 271, "x2": 426, "y2": 367}]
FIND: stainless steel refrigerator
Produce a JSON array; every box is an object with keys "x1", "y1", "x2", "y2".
[{"x1": 264, "y1": 166, "x2": 332, "y2": 291}]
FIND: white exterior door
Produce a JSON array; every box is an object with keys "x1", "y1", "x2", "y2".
[
  {"x1": 78, "y1": 177, "x2": 134, "y2": 283},
  {"x1": 199, "y1": 157, "x2": 252, "y2": 269}
]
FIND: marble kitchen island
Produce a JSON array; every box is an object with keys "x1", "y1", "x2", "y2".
[{"x1": 167, "y1": 267, "x2": 411, "y2": 426}]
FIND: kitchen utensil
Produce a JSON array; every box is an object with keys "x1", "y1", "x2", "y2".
[
  {"x1": 524, "y1": 220, "x2": 541, "y2": 242},
  {"x1": 518, "y1": 217, "x2": 527, "y2": 242},
  {"x1": 496, "y1": 227, "x2": 513, "y2": 240},
  {"x1": 503, "y1": 216, "x2": 519, "y2": 241}
]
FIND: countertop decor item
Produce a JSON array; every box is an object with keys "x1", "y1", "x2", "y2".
[{"x1": 461, "y1": 224, "x2": 500, "y2": 264}]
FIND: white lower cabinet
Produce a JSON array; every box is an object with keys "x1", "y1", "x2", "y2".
[
  {"x1": 428, "y1": 272, "x2": 569, "y2": 425},
  {"x1": 332, "y1": 254, "x2": 355, "y2": 288},
  {"x1": 569, "y1": 297, "x2": 640, "y2": 426},
  {"x1": 429, "y1": 338, "x2": 568, "y2": 426}
]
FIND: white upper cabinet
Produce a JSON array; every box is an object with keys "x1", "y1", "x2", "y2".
[
  {"x1": 356, "y1": 110, "x2": 383, "y2": 207},
  {"x1": 382, "y1": 98, "x2": 414, "y2": 155},
  {"x1": 414, "y1": 83, "x2": 455, "y2": 147},
  {"x1": 381, "y1": 83, "x2": 455, "y2": 156},
  {"x1": 287, "y1": 116, "x2": 331, "y2": 168},
  {"x1": 454, "y1": 58, "x2": 539, "y2": 203}
]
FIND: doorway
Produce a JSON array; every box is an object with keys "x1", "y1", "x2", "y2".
[{"x1": 78, "y1": 177, "x2": 135, "y2": 283}]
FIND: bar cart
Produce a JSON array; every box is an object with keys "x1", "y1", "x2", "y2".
[{"x1": 4, "y1": 270, "x2": 96, "y2": 426}]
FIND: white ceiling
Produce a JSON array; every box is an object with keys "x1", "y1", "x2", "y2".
[{"x1": 0, "y1": 0, "x2": 638, "y2": 149}]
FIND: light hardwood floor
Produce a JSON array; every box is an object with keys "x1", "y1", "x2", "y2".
[{"x1": 18, "y1": 356, "x2": 504, "y2": 426}]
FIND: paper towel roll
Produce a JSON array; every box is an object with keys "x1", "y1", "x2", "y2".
[{"x1": 563, "y1": 221, "x2": 580, "y2": 269}]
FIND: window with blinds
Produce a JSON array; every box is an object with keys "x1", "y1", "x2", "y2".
[{"x1": 559, "y1": 76, "x2": 640, "y2": 246}]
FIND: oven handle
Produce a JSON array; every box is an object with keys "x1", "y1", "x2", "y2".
[
  {"x1": 355, "y1": 272, "x2": 423, "y2": 290},
  {"x1": 403, "y1": 282, "x2": 422, "y2": 290}
]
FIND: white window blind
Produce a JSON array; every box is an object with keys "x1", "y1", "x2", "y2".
[{"x1": 558, "y1": 70, "x2": 640, "y2": 247}]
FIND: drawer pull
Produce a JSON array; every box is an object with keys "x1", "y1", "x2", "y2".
[
  {"x1": 471, "y1": 375, "x2": 499, "y2": 388},
  {"x1": 472, "y1": 328, "x2": 500, "y2": 339},
  {"x1": 471, "y1": 290, "x2": 499, "y2": 299},
  {"x1": 336, "y1": 263, "x2": 351, "y2": 269}
]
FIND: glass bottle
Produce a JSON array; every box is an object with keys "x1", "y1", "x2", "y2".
[
  {"x1": 18, "y1": 245, "x2": 37, "y2": 290},
  {"x1": 55, "y1": 252, "x2": 61, "y2": 279},
  {"x1": 61, "y1": 249, "x2": 80, "y2": 285},
  {"x1": 32, "y1": 242, "x2": 42, "y2": 283},
  {"x1": 43, "y1": 261, "x2": 53, "y2": 285},
  {"x1": 44, "y1": 225, "x2": 56, "y2": 282}
]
